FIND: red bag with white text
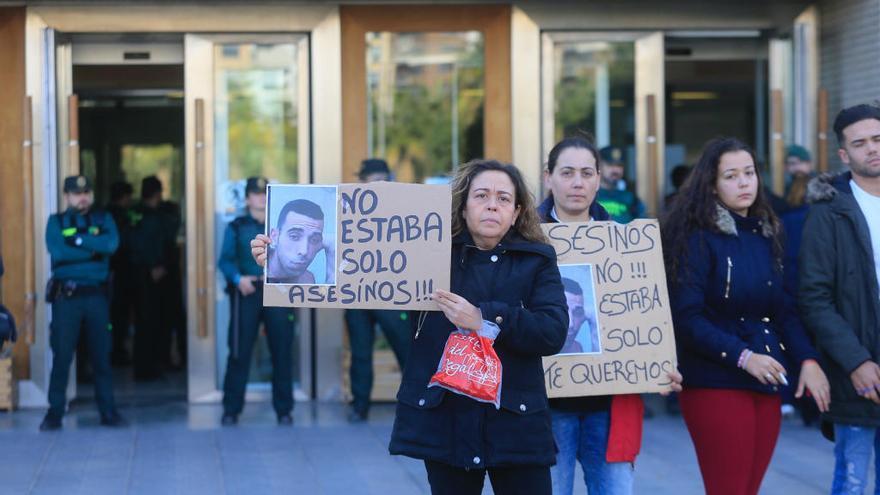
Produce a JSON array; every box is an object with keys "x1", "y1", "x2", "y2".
[{"x1": 428, "y1": 330, "x2": 502, "y2": 408}]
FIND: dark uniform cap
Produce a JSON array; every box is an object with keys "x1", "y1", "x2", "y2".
[
  {"x1": 599, "y1": 146, "x2": 625, "y2": 166},
  {"x1": 785, "y1": 144, "x2": 811, "y2": 162},
  {"x1": 358, "y1": 159, "x2": 391, "y2": 180},
  {"x1": 245, "y1": 177, "x2": 268, "y2": 196},
  {"x1": 63, "y1": 175, "x2": 92, "y2": 193}
]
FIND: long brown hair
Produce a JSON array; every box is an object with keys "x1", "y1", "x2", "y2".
[
  {"x1": 450, "y1": 159, "x2": 546, "y2": 244},
  {"x1": 785, "y1": 172, "x2": 810, "y2": 208},
  {"x1": 661, "y1": 137, "x2": 783, "y2": 283}
]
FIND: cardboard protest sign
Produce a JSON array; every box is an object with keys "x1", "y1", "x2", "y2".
[
  {"x1": 542, "y1": 220, "x2": 677, "y2": 397},
  {"x1": 263, "y1": 182, "x2": 450, "y2": 310}
]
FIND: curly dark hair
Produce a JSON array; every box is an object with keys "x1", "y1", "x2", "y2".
[
  {"x1": 661, "y1": 137, "x2": 783, "y2": 284},
  {"x1": 450, "y1": 159, "x2": 547, "y2": 244}
]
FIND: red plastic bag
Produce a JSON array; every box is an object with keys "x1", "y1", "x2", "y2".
[{"x1": 428, "y1": 330, "x2": 502, "y2": 408}]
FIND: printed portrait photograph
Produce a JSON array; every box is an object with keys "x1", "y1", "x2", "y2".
[
  {"x1": 265, "y1": 184, "x2": 338, "y2": 286},
  {"x1": 557, "y1": 263, "x2": 601, "y2": 355}
]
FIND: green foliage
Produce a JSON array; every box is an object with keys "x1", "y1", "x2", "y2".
[
  {"x1": 368, "y1": 34, "x2": 485, "y2": 182},
  {"x1": 224, "y1": 70, "x2": 298, "y2": 184}
]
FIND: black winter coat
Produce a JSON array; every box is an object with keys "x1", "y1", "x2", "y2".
[
  {"x1": 388, "y1": 229, "x2": 568, "y2": 468},
  {"x1": 800, "y1": 173, "x2": 880, "y2": 426}
]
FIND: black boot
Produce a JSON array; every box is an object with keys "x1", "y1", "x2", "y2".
[
  {"x1": 100, "y1": 411, "x2": 129, "y2": 428},
  {"x1": 39, "y1": 413, "x2": 62, "y2": 432}
]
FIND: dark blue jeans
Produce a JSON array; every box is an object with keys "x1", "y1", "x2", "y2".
[
  {"x1": 550, "y1": 410, "x2": 634, "y2": 495},
  {"x1": 222, "y1": 287, "x2": 294, "y2": 416},
  {"x1": 48, "y1": 292, "x2": 116, "y2": 419},
  {"x1": 345, "y1": 309, "x2": 411, "y2": 414}
]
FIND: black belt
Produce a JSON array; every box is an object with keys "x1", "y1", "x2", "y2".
[
  {"x1": 225, "y1": 278, "x2": 264, "y2": 294},
  {"x1": 56, "y1": 280, "x2": 107, "y2": 299}
]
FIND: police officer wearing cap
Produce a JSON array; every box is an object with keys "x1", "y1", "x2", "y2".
[
  {"x1": 218, "y1": 177, "x2": 295, "y2": 425},
  {"x1": 345, "y1": 159, "x2": 412, "y2": 422},
  {"x1": 596, "y1": 145, "x2": 646, "y2": 223},
  {"x1": 40, "y1": 175, "x2": 126, "y2": 431}
]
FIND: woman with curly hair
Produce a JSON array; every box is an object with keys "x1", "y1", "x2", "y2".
[{"x1": 661, "y1": 137, "x2": 830, "y2": 495}]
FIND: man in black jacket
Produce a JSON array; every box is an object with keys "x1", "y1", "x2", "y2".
[{"x1": 799, "y1": 104, "x2": 880, "y2": 494}]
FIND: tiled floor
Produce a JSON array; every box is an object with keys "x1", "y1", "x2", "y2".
[{"x1": 0, "y1": 396, "x2": 848, "y2": 495}]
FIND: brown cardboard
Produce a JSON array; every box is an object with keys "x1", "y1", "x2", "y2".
[
  {"x1": 542, "y1": 220, "x2": 678, "y2": 397},
  {"x1": 264, "y1": 182, "x2": 451, "y2": 310}
]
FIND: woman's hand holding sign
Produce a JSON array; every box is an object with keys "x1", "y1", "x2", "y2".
[
  {"x1": 251, "y1": 234, "x2": 271, "y2": 267},
  {"x1": 661, "y1": 369, "x2": 684, "y2": 395},
  {"x1": 323, "y1": 236, "x2": 336, "y2": 285},
  {"x1": 434, "y1": 289, "x2": 483, "y2": 333}
]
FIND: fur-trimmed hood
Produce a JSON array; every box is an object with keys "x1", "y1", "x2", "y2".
[
  {"x1": 806, "y1": 171, "x2": 853, "y2": 204},
  {"x1": 714, "y1": 203, "x2": 775, "y2": 238}
]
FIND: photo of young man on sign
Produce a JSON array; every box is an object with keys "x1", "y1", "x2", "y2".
[
  {"x1": 558, "y1": 264, "x2": 601, "y2": 355},
  {"x1": 265, "y1": 184, "x2": 337, "y2": 285}
]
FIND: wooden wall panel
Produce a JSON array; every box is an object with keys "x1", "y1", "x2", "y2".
[{"x1": 0, "y1": 7, "x2": 28, "y2": 379}]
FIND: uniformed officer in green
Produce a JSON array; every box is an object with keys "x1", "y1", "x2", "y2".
[
  {"x1": 344, "y1": 159, "x2": 412, "y2": 422},
  {"x1": 596, "y1": 145, "x2": 646, "y2": 223},
  {"x1": 218, "y1": 177, "x2": 295, "y2": 425},
  {"x1": 40, "y1": 175, "x2": 127, "y2": 431}
]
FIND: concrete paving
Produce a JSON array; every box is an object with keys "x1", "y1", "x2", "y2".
[{"x1": 0, "y1": 396, "x2": 849, "y2": 495}]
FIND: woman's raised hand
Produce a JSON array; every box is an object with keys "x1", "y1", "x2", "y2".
[{"x1": 250, "y1": 234, "x2": 271, "y2": 267}]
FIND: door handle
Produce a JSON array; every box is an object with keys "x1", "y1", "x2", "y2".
[
  {"x1": 645, "y1": 93, "x2": 659, "y2": 217},
  {"x1": 195, "y1": 98, "x2": 209, "y2": 339},
  {"x1": 817, "y1": 88, "x2": 829, "y2": 174},
  {"x1": 68, "y1": 94, "x2": 79, "y2": 175},
  {"x1": 22, "y1": 95, "x2": 37, "y2": 345},
  {"x1": 771, "y1": 89, "x2": 785, "y2": 195}
]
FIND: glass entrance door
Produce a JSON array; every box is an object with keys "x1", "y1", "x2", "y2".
[
  {"x1": 541, "y1": 31, "x2": 665, "y2": 216},
  {"x1": 184, "y1": 34, "x2": 311, "y2": 403},
  {"x1": 341, "y1": 4, "x2": 512, "y2": 182},
  {"x1": 338, "y1": 4, "x2": 511, "y2": 403}
]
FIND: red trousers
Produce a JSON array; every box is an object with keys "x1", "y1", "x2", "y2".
[{"x1": 679, "y1": 388, "x2": 782, "y2": 495}]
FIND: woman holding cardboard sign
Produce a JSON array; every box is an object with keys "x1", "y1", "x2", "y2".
[
  {"x1": 251, "y1": 160, "x2": 569, "y2": 494},
  {"x1": 391, "y1": 159, "x2": 569, "y2": 494},
  {"x1": 662, "y1": 137, "x2": 830, "y2": 495},
  {"x1": 538, "y1": 135, "x2": 682, "y2": 495}
]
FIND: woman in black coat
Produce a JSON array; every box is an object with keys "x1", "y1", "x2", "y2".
[
  {"x1": 389, "y1": 159, "x2": 568, "y2": 494},
  {"x1": 251, "y1": 160, "x2": 568, "y2": 495},
  {"x1": 662, "y1": 137, "x2": 830, "y2": 495},
  {"x1": 251, "y1": 160, "x2": 567, "y2": 494}
]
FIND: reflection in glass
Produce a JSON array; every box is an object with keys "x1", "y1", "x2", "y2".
[
  {"x1": 212, "y1": 41, "x2": 304, "y2": 390},
  {"x1": 665, "y1": 59, "x2": 764, "y2": 166},
  {"x1": 214, "y1": 43, "x2": 300, "y2": 189},
  {"x1": 120, "y1": 144, "x2": 185, "y2": 202},
  {"x1": 553, "y1": 40, "x2": 635, "y2": 169},
  {"x1": 366, "y1": 31, "x2": 484, "y2": 183}
]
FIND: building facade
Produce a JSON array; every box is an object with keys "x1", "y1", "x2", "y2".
[{"x1": 0, "y1": 0, "x2": 873, "y2": 408}]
